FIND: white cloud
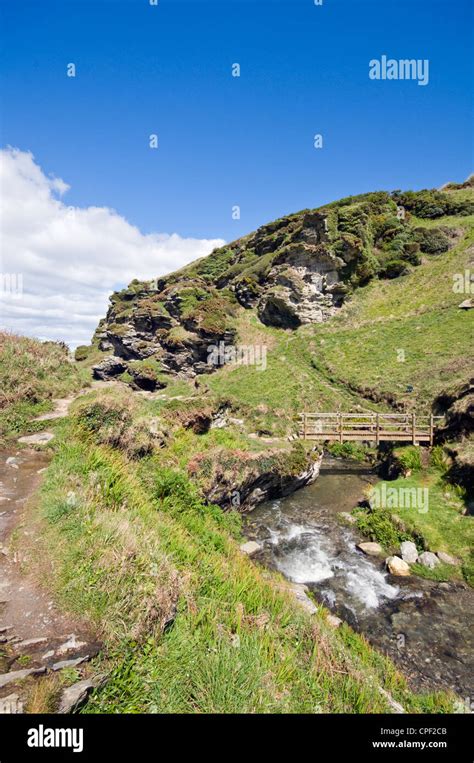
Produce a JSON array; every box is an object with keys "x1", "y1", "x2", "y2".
[{"x1": 0, "y1": 148, "x2": 225, "y2": 348}]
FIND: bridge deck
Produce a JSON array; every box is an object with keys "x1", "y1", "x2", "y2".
[{"x1": 299, "y1": 413, "x2": 443, "y2": 445}]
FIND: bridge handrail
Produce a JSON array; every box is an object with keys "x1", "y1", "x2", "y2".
[{"x1": 298, "y1": 411, "x2": 444, "y2": 445}]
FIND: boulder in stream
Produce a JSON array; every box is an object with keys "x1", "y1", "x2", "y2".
[
  {"x1": 386, "y1": 556, "x2": 411, "y2": 576},
  {"x1": 356, "y1": 541, "x2": 383, "y2": 557},
  {"x1": 240, "y1": 541, "x2": 262, "y2": 556}
]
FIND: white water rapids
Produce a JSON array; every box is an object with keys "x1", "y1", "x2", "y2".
[{"x1": 267, "y1": 515, "x2": 400, "y2": 612}]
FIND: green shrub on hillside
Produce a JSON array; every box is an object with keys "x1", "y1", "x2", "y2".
[
  {"x1": 192, "y1": 246, "x2": 236, "y2": 282},
  {"x1": 187, "y1": 293, "x2": 236, "y2": 335},
  {"x1": 414, "y1": 227, "x2": 451, "y2": 255},
  {"x1": 74, "y1": 345, "x2": 90, "y2": 361},
  {"x1": 74, "y1": 392, "x2": 154, "y2": 458},
  {"x1": 0, "y1": 332, "x2": 82, "y2": 444},
  {"x1": 400, "y1": 244, "x2": 421, "y2": 266},
  {"x1": 371, "y1": 214, "x2": 402, "y2": 243},
  {"x1": 380, "y1": 259, "x2": 410, "y2": 279},
  {"x1": 393, "y1": 189, "x2": 474, "y2": 218}
]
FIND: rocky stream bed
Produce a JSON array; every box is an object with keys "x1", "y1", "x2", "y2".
[{"x1": 243, "y1": 456, "x2": 473, "y2": 701}]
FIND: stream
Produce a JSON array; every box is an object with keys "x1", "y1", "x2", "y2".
[{"x1": 243, "y1": 456, "x2": 473, "y2": 700}]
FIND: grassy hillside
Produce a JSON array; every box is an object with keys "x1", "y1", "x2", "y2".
[
  {"x1": 313, "y1": 214, "x2": 473, "y2": 409},
  {"x1": 0, "y1": 332, "x2": 86, "y2": 447},
  {"x1": 26, "y1": 387, "x2": 453, "y2": 714},
  {"x1": 196, "y1": 217, "x2": 472, "y2": 430}
]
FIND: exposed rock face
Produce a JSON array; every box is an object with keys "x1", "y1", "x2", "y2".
[
  {"x1": 433, "y1": 379, "x2": 473, "y2": 509},
  {"x1": 93, "y1": 281, "x2": 238, "y2": 382},
  {"x1": 192, "y1": 447, "x2": 323, "y2": 512},
  {"x1": 92, "y1": 356, "x2": 128, "y2": 380},
  {"x1": 434, "y1": 379, "x2": 473, "y2": 440},
  {"x1": 256, "y1": 216, "x2": 346, "y2": 327}
]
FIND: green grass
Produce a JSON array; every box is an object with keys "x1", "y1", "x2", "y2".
[
  {"x1": 356, "y1": 467, "x2": 473, "y2": 585},
  {"x1": 311, "y1": 221, "x2": 474, "y2": 409},
  {"x1": 200, "y1": 314, "x2": 378, "y2": 436},
  {"x1": 326, "y1": 442, "x2": 372, "y2": 461},
  {"x1": 29, "y1": 395, "x2": 454, "y2": 714},
  {"x1": 0, "y1": 331, "x2": 87, "y2": 446}
]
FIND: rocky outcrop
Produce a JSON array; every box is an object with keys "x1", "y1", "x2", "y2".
[
  {"x1": 92, "y1": 356, "x2": 128, "y2": 380},
  {"x1": 90, "y1": 188, "x2": 469, "y2": 381},
  {"x1": 189, "y1": 445, "x2": 323, "y2": 512},
  {"x1": 92, "y1": 280, "x2": 238, "y2": 382}
]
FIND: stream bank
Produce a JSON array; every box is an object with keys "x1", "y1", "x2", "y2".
[{"x1": 243, "y1": 456, "x2": 473, "y2": 699}]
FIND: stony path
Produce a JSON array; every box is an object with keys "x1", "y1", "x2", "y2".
[{"x1": 0, "y1": 395, "x2": 102, "y2": 714}]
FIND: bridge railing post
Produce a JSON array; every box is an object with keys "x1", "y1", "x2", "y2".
[
  {"x1": 376, "y1": 413, "x2": 379, "y2": 446},
  {"x1": 430, "y1": 414, "x2": 434, "y2": 446},
  {"x1": 412, "y1": 412, "x2": 416, "y2": 445}
]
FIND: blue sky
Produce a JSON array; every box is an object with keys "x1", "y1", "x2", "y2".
[
  {"x1": 1, "y1": 0, "x2": 472, "y2": 241},
  {"x1": 0, "y1": 0, "x2": 472, "y2": 347}
]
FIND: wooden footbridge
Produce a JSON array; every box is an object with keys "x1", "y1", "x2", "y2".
[{"x1": 299, "y1": 412, "x2": 444, "y2": 445}]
